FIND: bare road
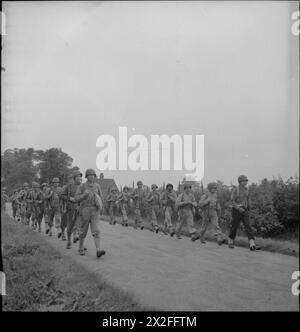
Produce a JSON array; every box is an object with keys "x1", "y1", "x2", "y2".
[{"x1": 5, "y1": 205, "x2": 299, "y2": 311}]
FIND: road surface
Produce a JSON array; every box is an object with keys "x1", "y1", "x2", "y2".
[{"x1": 5, "y1": 205, "x2": 299, "y2": 311}]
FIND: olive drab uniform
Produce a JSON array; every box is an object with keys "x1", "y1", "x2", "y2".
[
  {"x1": 18, "y1": 189, "x2": 31, "y2": 224},
  {"x1": 147, "y1": 190, "x2": 160, "y2": 232},
  {"x1": 42, "y1": 186, "x2": 51, "y2": 233},
  {"x1": 11, "y1": 191, "x2": 20, "y2": 219},
  {"x1": 161, "y1": 190, "x2": 177, "y2": 235},
  {"x1": 61, "y1": 182, "x2": 82, "y2": 245},
  {"x1": 198, "y1": 192, "x2": 226, "y2": 243},
  {"x1": 175, "y1": 192, "x2": 197, "y2": 237},
  {"x1": 117, "y1": 190, "x2": 130, "y2": 226},
  {"x1": 75, "y1": 181, "x2": 103, "y2": 252},
  {"x1": 131, "y1": 188, "x2": 147, "y2": 229},
  {"x1": 229, "y1": 185, "x2": 255, "y2": 241},
  {"x1": 46, "y1": 186, "x2": 63, "y2": 235},
  {"x1": 27, "y1": 189, "x2": 43, "y2": 231},
  {"x1": 106, "y1": 190, "x2": 119, "y2": 225}
]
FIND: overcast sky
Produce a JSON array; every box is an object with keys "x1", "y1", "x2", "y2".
[{"x1": 1, "y1": 1, "x2": 299, "y2": 187}]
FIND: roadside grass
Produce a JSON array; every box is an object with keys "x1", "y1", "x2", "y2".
[
  {"x1": 101, "y1": 214, "x2": 299, "y2": 257},
  {"x1": 1, "y1": 212, "x2": 147, "y2": 311}
]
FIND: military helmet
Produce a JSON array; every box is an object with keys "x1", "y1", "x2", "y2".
[
  {"x1": 137, "y1": 180, "x2": 143, "y2": 186},
  {"x1": 184, "y1": 183, "x2": 192, "y2": 189},
  {"x1": 151, "y1": 184, "x2": 158, "y2": 189},
  {"x1": 41, "y1": 182, "x2": 49, "y2": 187},
  {"x1": 72, "y1": 170, "x2": 83, "y2": 178},
  {"x1": 166, "y1": 183, "x2": 173, "y2": 190},
  {"x1": 85, "y1": 168, "x2": 96, "y2": 178},
  {"x1": 238, "y1": 175, "x2": 248, "y2": 183},
  {"x1": 207, "y1": 182, "x2": 218, "y2": 190},
  {"x1": 52, "y1": 177, "x2": 60, "y2": 183},
  {"x1": 123, "y1": 186, "x2": 129, "y2": 191},
  {"x1": 32, "y1": 181, "x2": 39, "y2": 188},
  {"x1": 23, "y1": 182, "x2": 29, "y2": 188}
]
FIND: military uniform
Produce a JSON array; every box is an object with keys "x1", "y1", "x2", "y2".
[
  {"x1": 161, "y1": 189, "x2": 177, "y2": 235},
  {"x1": 75, "y1": 180, "x2": 103, "y2": 254},
  {"x1": 27, "y1": 185, "x2": 43, "y2": 231},
  {"x1": 41, "y1": 185, "x2": 51, "y2": 234},
  {"x1": 198, "y1": 184, "x2": 226, "y2": 244},
  {"x1": 106, "y1": 189, "x2": 119, "y2": 225},
  {"x1": 18, "y1": 186, "x2": 31, "y2": 225},
  {"x1": 117, "y1": 189, "x2": 130, "y2": 226},
  {"x1": 147, "y1": 186, "x2": 160, "y2": 232},
  {"x1": 46, "y1": 183, "x2": 63, "y2": 236},
  {"x1": 175, "y1": 191, "x2": 197, "y2": 238},
  {"x1": 131, "y1": 187, "x2": 147, "y2": 229}
]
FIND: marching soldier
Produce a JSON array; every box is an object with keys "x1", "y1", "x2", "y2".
[
  {"x1": 60, "y1": 174, "x2": 74, "y2": 241},
  {"x1": 61, "y1": 170, "x2": 83, "y2": 249},
  {"x1": 228, "y1": 175, "x2": 260, "y2": 251},
  {"x1": 18, "y1": 182, "x2": 31, "y2": 225},
  {"x1": 75, "y1": 168, "x2": 106, "y2": 258},
  {"x1": 45, "y1": 177, "x2": 63, "y2": 237},
  {"x1": 146, "y1": 184, "x2": 160, "y2": 233},
  {"x1": 11, "y1": 190, "x2": 19, "y2": 220},
  {"x1": 198, "y1": 182, "x2": 227, "y2": 245},
  {"x1": 175, "y1": 184, "x2": 200, "y2": 241},
  {"x1": 131, "y1": 180, "x2": 147, "y2": 230},
  {"x1": 27, "y1": 182, "x2": 43, "y2": 232},
  {"x1": 161, "y1": 184, "x2": 177, "y2": 236},
  {"x1": 41, "y1": 183, "x2": 51, "y2": 234},
  {"x1": 1, "y1": 190, "x2": 9, "y2": 212},
  {"x1": 106, "y1": 188, "x2": 119, "y2": 225},
  {"x1": 117, "y1": 186, "x2": 130, "y2": 226}
]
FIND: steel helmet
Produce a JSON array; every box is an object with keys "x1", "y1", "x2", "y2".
[
  {"x1": 23, "y1": 182, "x2": 29, "y2": 188},
  {"x1": 207, "y1": 182, "x2": 218, "y2": 190},
  {"x1": 123, "y1": 186, "x2": 129, "y2": 191},
  {"x1": 184, "y1": 183, "x2": 192, "y2": 189},
  {"x1": 52, "y1": 177, "x2": 60, "y2": 183},
  {"x1": 41, "y1": 182, "x2": 49, "y2": 188},
  {"x1": 32, "y1": 181, "x2": 39, "y2": 188},
  {"x1": 166, "y1": 183, "x2": 173, "y2": 190},
  {"x1": 85, "y1": 168, "x2": 96, "y2": 178},
  {"x1": 238, "y1": 175, "x2": 248, "y2": 183},
  {"x1": 151, "y1": 184, "x2": 158, "y2": 190},
  {"x1": 72, "y1": 170, "x2": 83, "y2": 179},
  {"x1": 137, "y1": 180, "x2": 143, "y2": 186}
]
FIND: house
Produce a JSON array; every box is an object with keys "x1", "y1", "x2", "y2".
[{"x1": 96, "y1": 173, "x2": 118, "y2": 199}]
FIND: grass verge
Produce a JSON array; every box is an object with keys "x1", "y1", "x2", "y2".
[{"x1": 1, "y1": 212, "x2": 146, "y2": 311}]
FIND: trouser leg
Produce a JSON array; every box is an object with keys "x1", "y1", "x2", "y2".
[
  {"x1": 228, "y1": 209, "x2": 241, "y2": 240},
  {"x1": 90, "y1": 208, "x2": 101, "y2": 250},
  {"x1": 242, "y1": 212, "x2": 255, "y2": 240}
]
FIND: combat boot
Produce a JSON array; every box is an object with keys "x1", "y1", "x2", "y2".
[
  {"x1": 228, "y1": 239, "x2": 234, "y2": 248},
  {"x1": 249, "y1": 239, "x2": 260, "y2": 251},
  {"x1": 200, "y1": 236, "x2": 206, "y2": 244},
  {"x1": 217, "y1": 237, "x2": 226, "y2": 246},
  {"x1": 66, "y1": 240, "x2": 71, "y2": 249},
  {"x1": 191, "y1": 233, "x2": 200, "y2": 242},
  {"x1": 78, "y1": 238, "x2": 85, "y2": 255},
  {"x1": 61, "y1": 232, "x2": 66, "y2": 241},
  {"x1": 176, "y1": 233, "x2": 182, "y2": 239},
  {"x1": 96, "y1": 250, "x2": 106, "y2": 259}
]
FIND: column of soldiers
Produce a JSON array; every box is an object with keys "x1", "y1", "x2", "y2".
[{"x1": 7, "y1": 172, "x2": 260, "y2": 255}]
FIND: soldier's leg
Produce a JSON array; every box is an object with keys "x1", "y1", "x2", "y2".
[
  {"x1": 186, "y1": 210, "x2": 200, "y2": 241},
  {"x1": 73, "y1": 213, "x2": 81, "y2": 241},
  {"x1": 199, "y1": 214, "x2": 210, "y2": 242},
  {"x1": 61, "y1": 211, "x2": 68, "y2": 239},
  {"x1": 209, "y1": 211, "x2": 226, "y2": 245},
  {"x1": 176, "y1": 211, "x2": 186, "y2": 238},
  {"x1": 90, "y1": 208, "x2": 101, "y2": 250},
  {"x1": 151, "y1": 206, "x2": 159, "y2": 232},
  {"x1": 78, "y1": 207, "x2": 91, "y2": 254},
  {"x1": 54, "y1": 210, "x2": 62, "y2": 237},
  {"x1": 121, "y1": 204, "x2": 128, "y2": 226},
  {"x1": 66, "y1": 210, "x2": 74, "y2": 248},
  {"x1": 109, "y1": 206, "x2": 114, "y2": 224},
  {"x1": 44, "y1": 210, "x2": 50, "y2": 233},
  {"x1": 228, "y1": 209, "x2": 241, "y2": 241},
  {"x1": 241, "y1": 213, "x2": 259, "y2": 250},
  {"x1": 134, "y1": 209, "x2": 141, "y2": 229},
  {"x1": 113, "y1": 206, "x2": 117, "y2": 224},
  {"x1": 48, "y1": 209, "x2": 54, "y2": 236}
]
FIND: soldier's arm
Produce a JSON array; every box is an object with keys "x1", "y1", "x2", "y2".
[
  {"x1": 60, "y1": 185, "x2": 69, "y2": 201},
  {"x1": 230, "y1": 188, "x2": 241, "y2": 210},
  {"x1": 191, "y1": 195, "x2": 197, "y2": 207},
  {"x1": 146, "y1": 193, "x2": 153, "y2": 202},
  {"x1": 75, "y1": 185, "x2": 87, "y2": 202},
  {"x1": 199, "y1": 194, "x2": 209, "y2": 207},
  {"x1": 175, "y1": 194, "x2": 184, "y2": 208}
]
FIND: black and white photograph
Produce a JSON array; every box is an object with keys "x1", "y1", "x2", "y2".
[{"x1": 1, "y1": 0, "x2": 299, "y2": 316}]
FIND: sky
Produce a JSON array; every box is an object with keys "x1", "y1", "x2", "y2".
[{"x1": 1, "y1": 1, "x2": 299, "y2": 187}]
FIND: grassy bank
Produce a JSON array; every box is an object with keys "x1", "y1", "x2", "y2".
[
  {"x1": 1, "y1": 212, "x2": 145, "y2": 311},
  {"x1": 101, "y1": 214, "x2": 299, "y2": 257}
]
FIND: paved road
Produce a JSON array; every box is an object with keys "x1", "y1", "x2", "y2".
[{"x1": 5, "y1": 205, "x2": 299, "y2": 311}]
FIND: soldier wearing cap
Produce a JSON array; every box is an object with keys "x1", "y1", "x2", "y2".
[
  {"x1": 27, "y1": 182, "x2": 43, "y2": 232},
  {"x1": 75, "y1": 169, "x2": 106, "y2": 258},
  {"x1": 161, "y1": 184, "x2": 177, "y2": 236},
  {"x1": 41, "y1": 182, "x2": 51, "y2": 234},
  {"x1": 44, "y1": 177, "x2": 63, "y2": 237},
  {"x1": 106, "y1": 187, "x2": 119, "y2": 225},
  {"x1": 61, "y1": 170, "x2": 83, "y2": 249},
  {"x1": 146, "y1": 184, "x2": 160, "y2": 233},
  {"x1": 117, "y1": 186, "x2": 130, "y2": 226},
  {"x1": 228, "y1": 175, "x2": 260, "y2": 251},
  {"x1": 130, "y1": 180, "x2": 147, "y2": 230},
  {"x1": 198, "y1": 182, "x2": 227, "y2": 245},
  {"x1": 175, "y1": 184, "x2": 200, "y2": 241}
]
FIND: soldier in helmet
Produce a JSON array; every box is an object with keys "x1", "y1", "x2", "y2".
[
  {"x1": 18, "y1": 182, "x2": 31, "y2": 224},
  {"x1": 75, "y1": 169, "x2": 106, "y2": 258},
  {"x1": 130, "y1": 180, "x2": 147, "y2": 230},
  {"x1": 116, "y1": 186, "x2": 130, "y2": 226},
  {"x1": 175, "y1": 184, "x2": 200, "y2": 241},
  {"x1": 60, "y1": 174, "x2": 74, "y2": 241},
  {"x1": 44, "y1": 177, "x2": 63, "y2": 237},
  {"x1": 11, "y1": 189, "x2": 20, "y2": 220},
  {"x1": 61, "y1": 170, "x2": 83, "y2": 249},
  {"x1": 146, "y1": 184, "x2": 160, "y2": 233},
  {"x1": 27, "y1": 182, "x2": 43, "y2": 231},
  {"x1": 106, "y1": 187, "x2": 119, "y2": 225},
  {"x1": 228, "y1": 175, "x2": 260, "y2": 251},
  {"x1": 198, "y1": 182, "x2": 227, "y2": 245},
  {"x1": 161, "y1": 184, "x2": 177, "y2": 236}
]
